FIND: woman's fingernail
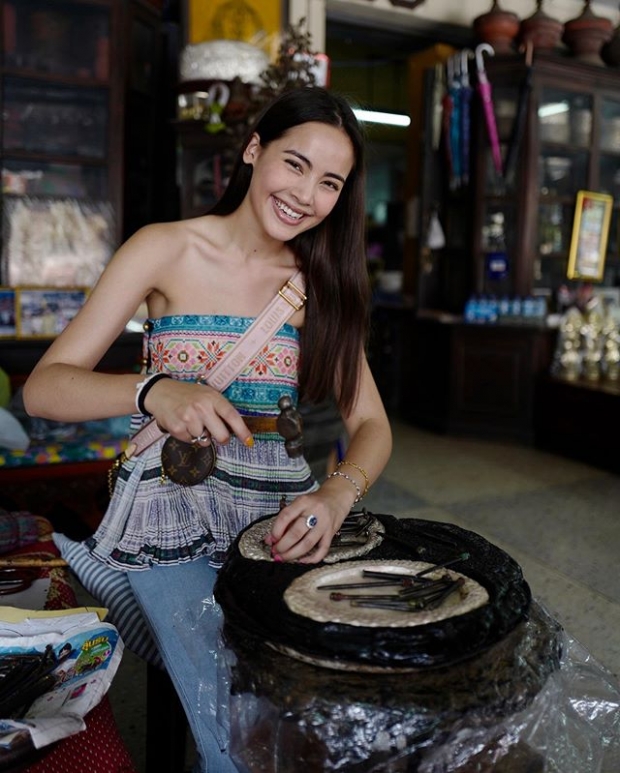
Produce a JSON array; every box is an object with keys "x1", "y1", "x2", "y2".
[
  {"x1": 273, "y1": 553, "x2": 283, "y2": 563},
  {"x1": 244, "y1": 435, "x2": 254, "y2": 448},
  {"x1": 264, "y1": 535, "x2": 274, "y2": 546}
]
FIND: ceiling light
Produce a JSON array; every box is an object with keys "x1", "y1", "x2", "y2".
[
  {"x1": 353, "y1": 109, "x2": 411, "y2": 127},
  {"x1": 538, "y1": 102, "x2": 570, "y2": 119}
]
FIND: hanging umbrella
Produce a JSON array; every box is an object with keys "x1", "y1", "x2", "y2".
[
  {"x1": 459, "y1": 48, "x2": 474, "y2": 186},
  {"x1": 503, "y1": 41, "x2": 534, "y2": 185},
  {"x1": 475, "y1": 43, "x2": 503, "y2": 177},
  {"x1": 431, "y1": 62, "x2": 446, "y2": 151},
  {"x1": 441, "y1": 58, "x2": 455, "y2": 186},
  {"x1": 448, "y1": 53, "x2": 462, "y2": 190}
]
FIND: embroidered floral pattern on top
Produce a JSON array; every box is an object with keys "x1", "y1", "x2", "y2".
[{"x1": 146, "y1": 315, "x2": 299, "y2": 415}]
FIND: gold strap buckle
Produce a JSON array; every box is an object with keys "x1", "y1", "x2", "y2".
[{"x1": 279, "y1": 279, "x2": 307, "y2": 312}]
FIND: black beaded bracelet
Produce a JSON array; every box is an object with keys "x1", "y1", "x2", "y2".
[{"x1": 135, "y1": 373, "x2": 171, "y2": 416}]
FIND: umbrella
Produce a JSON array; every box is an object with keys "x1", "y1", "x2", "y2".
[
  {"x1": 441, "y1": 57, "x2": 455, "y2": 186},
  {"x1": 448, "y1": 53, "x2": 462, "y2": 190},
  {"x1": 475, "y1": 43, "x2": 503, "y2": 177},
  {"x1": 431, "y1": 62, "x2": 446, "y2": 151},
  {"x1": 503, "y1": 41, "x2": 534, "y2": 185},
  {"x1": 459, "y1": 49, "x2": 474, "y2": 186}
]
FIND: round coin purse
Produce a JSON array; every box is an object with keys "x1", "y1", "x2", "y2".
[{"x1": 161, "y1": 436, "x2": 217, "y2": 485}]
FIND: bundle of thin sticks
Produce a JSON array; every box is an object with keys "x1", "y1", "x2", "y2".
[{"x1": 0, "y1": 645, "x2": 58, "y2": 718}]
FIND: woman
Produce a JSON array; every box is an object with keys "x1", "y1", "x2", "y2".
[{"x1": 24, "y1": 86, "x2": 392, "y2": 771}]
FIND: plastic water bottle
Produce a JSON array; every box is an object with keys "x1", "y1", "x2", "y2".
[
  {"x1": 522, "y1": 295, "x2": 536, "y2": 322},
  {"x1": 464, "y1": 295, "x2": 478, "y2": 323},
  {"x1": 498, "y1": 296, "x2": 510, "y2": 323}
]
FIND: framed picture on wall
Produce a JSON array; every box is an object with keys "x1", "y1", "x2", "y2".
[
  {"x1": 0, "y1": 287, "x2": 16, "y2": 337},
  {"x1": 185, "y1": 0, "x2": 284, "y2": 51},
  {"x1": 567, "y1": 190, "x2": 613, "y2": 282},
  {"x1": 16, "y1": 287, "x2": 89, "y2": 339}
]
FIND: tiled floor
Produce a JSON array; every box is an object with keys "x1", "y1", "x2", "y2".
[{"x1": 91, "y1": 419, "x2": 620, "y2": 771}]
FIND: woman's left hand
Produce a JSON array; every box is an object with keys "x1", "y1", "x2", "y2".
[{"x1": 264, "y1": 491, "x2": 351, "y2": 564}]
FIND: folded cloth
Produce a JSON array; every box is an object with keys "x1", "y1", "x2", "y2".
[{"x1": 53, "y1": 533, "x2": 163, "y2": 669}]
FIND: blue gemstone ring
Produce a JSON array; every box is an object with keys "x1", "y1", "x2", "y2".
[{"x1": 305, "y1": 514, "x2": 318, "y2": 530}]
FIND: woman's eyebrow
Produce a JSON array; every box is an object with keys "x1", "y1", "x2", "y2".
[{"x1": 284, "y1": 149, "x2": 346, "y2": 184}]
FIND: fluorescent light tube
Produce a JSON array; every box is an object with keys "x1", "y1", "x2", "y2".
[
  {"x1": 353, "y1": 109, "x2": 411, "y2": 127},
  {"x1": 538, "y1": 102, "x2": 570, "y2": 119}
]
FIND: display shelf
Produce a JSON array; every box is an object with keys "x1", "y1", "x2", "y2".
[
  {"x1": 0, "y1": 0, "x2": 167, "y2": 259},
  {"x1": 472, "y1": 52, "x2": 620, "y2": 299}
]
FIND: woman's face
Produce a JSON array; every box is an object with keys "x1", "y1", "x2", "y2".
[{"x1": 243, "y1": 121, "x2": 355, "y2": 240}]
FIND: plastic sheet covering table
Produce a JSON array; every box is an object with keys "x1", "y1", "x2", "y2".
[
  {"x1": 214, "y1": 513, "x2": 620, "y2": 773},
  {"x1": 221, "y1": 602, "x2": 620, "y2": 772},
  {"x1": 0, "y1": 514, "x2": 137, "y2": 773}
]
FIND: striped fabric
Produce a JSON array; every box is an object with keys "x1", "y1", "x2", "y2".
[{"x1": 53, "y1": 532, "x2": 162, "y2": 668}]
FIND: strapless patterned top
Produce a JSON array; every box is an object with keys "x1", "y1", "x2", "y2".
[
  {"x1": 143, "y1": 313, "x2": 300, "y2": 417},
  {"x1": 87, "y1": 314, "x2": 317, "y2": 571}
]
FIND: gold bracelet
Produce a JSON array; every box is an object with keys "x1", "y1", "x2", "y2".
[
  {"x1": 337, "y1": 459, "x2": 369, "y2": 497},
  {"x1": 328, "y1": 470, "x2": 362, "y2": 504}
]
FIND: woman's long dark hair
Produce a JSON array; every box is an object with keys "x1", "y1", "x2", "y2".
[{"x1": 210, "y1": 87, "x2": 369, "y2": 416}]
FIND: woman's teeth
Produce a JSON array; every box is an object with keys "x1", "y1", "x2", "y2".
[{"x1": 275, "y1": 199, "x2": 303, "y2": 220}]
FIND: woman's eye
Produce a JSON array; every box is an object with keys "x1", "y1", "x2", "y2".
[
  {"x1": 285, "y1": 159, "x2": 302, "y2": 171},
  {"x1": 323, "y1": 180, "x2": 341, "y2": 192}
]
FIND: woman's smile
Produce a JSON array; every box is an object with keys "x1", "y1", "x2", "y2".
[{"x1": 272, "y1": 196, "x2": 306, "y2": 223}]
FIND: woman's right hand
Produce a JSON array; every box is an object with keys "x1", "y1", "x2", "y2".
[{"x1": 143, "y1": 377, "x2": 254, "y2": 447}]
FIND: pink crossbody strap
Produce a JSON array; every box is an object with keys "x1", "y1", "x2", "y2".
[
  {"x1": 207, "y1": 270, "x2": 306, "y2": 392},
  {"x1": 128, "y1": 270, "x2": 306, "y2": 457}
]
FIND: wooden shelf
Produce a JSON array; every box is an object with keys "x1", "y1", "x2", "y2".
[{"x1": 0, "y1": 67, "x2": 110, "y2": 88}]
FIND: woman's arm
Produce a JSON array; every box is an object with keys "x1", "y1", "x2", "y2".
[
  {"x1": 23, "y1": 226, "x2": 168, "y2": 422},
  {"x1": 266, "y1": 354, "x2": 392, "y2": 563},
  {"x1": 22, "y1": 224, "x2": 255, "y2": 446}
]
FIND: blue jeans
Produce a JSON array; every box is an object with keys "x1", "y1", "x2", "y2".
[{"x1": 127, "y1": 558, "x2": 239, "y2": 773}]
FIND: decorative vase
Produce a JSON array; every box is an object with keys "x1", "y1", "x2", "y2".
[
  {"x1": 474, "y1": 0, "x2": 521, "y2": 54},
  {"x1": 563, "y1": 0, "x2": 613, "y2": 65},
  {"x1": 519, "y1": 0, "x2": 564, "y2": 52}
]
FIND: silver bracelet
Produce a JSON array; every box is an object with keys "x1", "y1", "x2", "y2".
[{"x1": 328, "y1": 470, "x2": 362, "y2": 504}]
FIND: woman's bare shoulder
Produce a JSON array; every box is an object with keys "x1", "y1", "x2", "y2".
[
  {"x1": 109, "y1": 217, "x2": 217, "y2": 270},
  {"x1": 124, "y1": 218, "x2": 199, "y2": 248}
]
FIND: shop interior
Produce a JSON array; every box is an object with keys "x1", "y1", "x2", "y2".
[
  {"x1": 1, "y1": 1, "x2": 620, "y2": 772},
  {"x1": 3, "y1": 4, "x2": 620, "y2": 490}
]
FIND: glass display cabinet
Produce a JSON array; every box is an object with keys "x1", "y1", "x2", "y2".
[
  {"x1": 0, "y1": 0, "x2": 166, "y2": 281},
  {"x1": 472, "y1": 52, "x2": 620, "y2": 300},
  {"x1": 404, "y1": 52, "x2": 620, "y2": 446},
  {"x1": 0, "y1": 0, "x2": 119, "y2": 233}
]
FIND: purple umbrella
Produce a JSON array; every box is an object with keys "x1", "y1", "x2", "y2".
[{"x1": 475, "y1": 43, "x2": 503, "y2": 177}]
